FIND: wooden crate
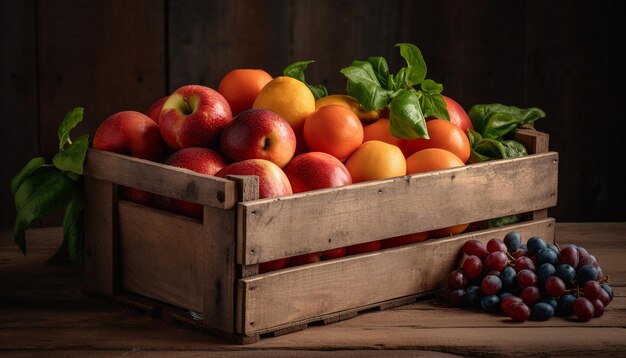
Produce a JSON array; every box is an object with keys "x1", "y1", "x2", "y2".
[{"x1": 82, "y1": 129, "x2": 558, "y2": 343}]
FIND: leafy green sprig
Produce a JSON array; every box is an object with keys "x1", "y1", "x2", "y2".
[
  {"x1": 11, "y1": 108, "x2": 88, "y2": 265},
  {"x1": 340, "y1": 43, "x2": 449, "y2": 139}
]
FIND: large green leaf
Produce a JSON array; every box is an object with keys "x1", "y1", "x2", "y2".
[
  {"x1": 57, "y1": 107, "x2": 84, "y2": 149},
  {"x1": 53, "y1": 134, "x2": 90, "y2": 175}
]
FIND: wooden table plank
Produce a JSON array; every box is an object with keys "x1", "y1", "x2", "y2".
[{"x1": 1, "y1": 223, "x2": 625, "y2": 357}]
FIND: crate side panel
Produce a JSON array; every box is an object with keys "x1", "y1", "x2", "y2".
[
  {"x1": 118, "y1": 201, "x2": 205, "y2": 312},
  {"x1": 84, "y1": 149, "x2": 236, "y2": 209},
  {"x1": 240, "y1": 152, "x2": 558, "y2": 264},
  {"x1": 240, "y1": 218, "x2": 555, "y2": 334}
]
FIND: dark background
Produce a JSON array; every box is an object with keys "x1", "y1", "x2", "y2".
[{"x1": 1, "y1": 0, "x2": 624, "y2": 229}]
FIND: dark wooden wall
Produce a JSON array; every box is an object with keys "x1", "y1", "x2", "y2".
[{"x1": 1, "y1": 0, "x2": 623, "y2": 228}]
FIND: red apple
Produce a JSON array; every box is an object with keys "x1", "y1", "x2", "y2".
[
  {"x1": 345, "y1": 241, "x2": 382, "y2": 255},
  {"x1": 381, "y1": 231, "x2": 430, "y2": 249},
  {"x1": 215, "y1": 159, "x2": 292, "y2": 199},
  {"x1": 443, "y1": 96, "x2": 473, "y2": 134},
  {"x1": 219, "y1": 109, "x2": 296, "y2": 168},
  {"x1": 159, "y1": 84, "x2": 233, "y2": 150},
  {"x1": 145, "y1": 96, "x2": 168, "y2": 124},
  {"x1": 283, "y1": 152, "x2": 352, "y2": 193},
  {"x1": 259, "y1": 258, "x2": 290, "y2": 273},
  {"x1": 289, "y1": 253, "x2": 321, "y2": 267},
  {"x1": 157, "y1": 147, "x2": 228, "y2": 218}
]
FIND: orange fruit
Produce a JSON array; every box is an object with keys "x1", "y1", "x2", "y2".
[
  {"x1": 303, "y1": 105, "x2": 364, "y2": 161},
  {"x1": 362, "y1": 118, "x2": 406, "y2": 149},
  {"x1": 405, "y1": 119, "x2": 470, "y2": 163},
  {"x1": 406, "y1": 148, "x2": 468, "y2": 237},
  {"x1": 406, "y1": 148, "x2": 465, "y2": 174},
  {"x1": 252, "y1": 76, "x2": 316, "y2": 136},
  {"x1": 315, "y1": 94, "x2": 380, "y2": 123},
  {"x1": 345, "y1": 140, "x2": 406, "y2": 183},
  {"x1": 218, "y1": 69, "x2": 273, "y2": 115}
]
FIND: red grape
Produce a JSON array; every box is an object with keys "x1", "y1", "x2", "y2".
[
  {"x1": 487, "y1": 238, "x2": 507, "y2": 253},
  {"x1": 507, "y1": 301, "x2": 531, "y2": 322},
  {"x1": 485, "y1": 251, "x2": 508, "y2": 272},
  {"x1": 572, "y1": 297, "x2": 595, "y2": 321},
  {"x1": 501, "y1": 295, "x2": 522, "y2": 313},
  {"x1": 463, "y1": 240, "x2": 487, "y2": 258},
  {"x1": 481, "y1": 275, "x2": 502, "y2": 295},
  {"x1": 515, "y1": 256, "x2": 536, "y2": 272},
  {"x1": 463, "y1": 255, "x2": 483, "y2": 279},
  {"x1": 448, "y1": 270, "x2": 467, "y2": 290},
  {"x1": 516, "y1": 269, "x2": 537, "y2": 288},
  {"x1": 545, "y1": 276, "x2": 566, "y2": 297},
  {"x1": 598, "y1": 288, "x2": 611, "y2": 306},
  {"x1": 557, "y1": 246, "x2": 579, "y2": 268},
  {"x1": 583, "y1": 281, "x2": 602, "y2": 300},
  {"x1": 520, "y1": 286, "x2": 540, "y2": 306},
  {"x1": 591, "y1": 299, "x2": 605, "y2": 318}
]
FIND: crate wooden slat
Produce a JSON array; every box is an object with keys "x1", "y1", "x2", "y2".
[
  {"x1": 238, "y1": 218, "x2": 555, "y2": 335},
  {"x1": 238, "y1": 152, "x2": 558, "y2": 265}
]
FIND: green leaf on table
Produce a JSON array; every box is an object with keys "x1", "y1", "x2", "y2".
[
  {"x1": 10, "y1": 157, "x2": 45, "y2": 194},
  {"x1": 388, "y1": 89, "x2": 428, "y2": 139},
  {"x1": 13, "y1": 170, "x2": 75, "y2": 255},
  {"x1": 283, "y1": 60, "x2": 328, "y2": 100},
  {"x1": 341, "y1": 61, "x2": 393, "y2": 111},
  {"x1": 469, "y1": 104, "x2": 546, "y2": 139},
  {"x1": 395, "y1": 43, "x2": 427, "y2": 87},
  {"x1": 52, "y1": 134, "x2": 90, "y2": 175},
  {"x1": 57, "y1": 107, "x2": 84, "y2": 150}
]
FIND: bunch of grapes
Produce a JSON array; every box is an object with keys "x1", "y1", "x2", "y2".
[{"x1": 447, "y1": 232, "x2": 613, "y2": 322}]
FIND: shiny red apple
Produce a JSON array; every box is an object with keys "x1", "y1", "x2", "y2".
[
  {"x1": 145, "y1": 96, "x2": 168, "y2": 124},
  {"x1": 283, "y1": 152, "x2": 352, "y2": 193},
  {"x1": 215, "y1": 159, "x2": 292, "y2": 199},
  {"x1": 443, "y1": 95, "x2": 473, "y2": 134}
]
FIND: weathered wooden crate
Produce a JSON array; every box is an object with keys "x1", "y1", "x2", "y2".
[{"x1": 82, "y1": 128, "x2": 558, "y2": 343}]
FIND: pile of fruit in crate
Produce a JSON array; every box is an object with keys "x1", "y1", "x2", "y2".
[{"x1": 447, "y1": 232, "x2": 614, "y2": 322}]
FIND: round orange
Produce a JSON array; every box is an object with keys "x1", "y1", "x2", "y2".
[
  {"x1": 303, "y1": 105, "x2": 364, "y2": 161},
  {"x1": 404, "y1": 119, "x2": 470, "y2": 163},
  {"x1": 362, "y1": 118, "x2": 406, "y2": 149},
  {"x1": 218, "y1": 69, "x2": 273, "y2": 115},
  {"x1": 345, "y1": 140, "x2": 406, "y2": 183},
  {"x1": 406, "y1": 148, "x2": 465, "y2": 174}
]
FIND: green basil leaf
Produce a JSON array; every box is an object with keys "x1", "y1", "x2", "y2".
[
  {"x1": 419, "y1": 87, "x2": 449, "y2": 120},
  {"x1": 10, "y1": 157, "x2": 46, "y2": 194},
  {"x1": 395, "y1": 43, "x2": 427, "y2": 86},
  {"x1": 367, "y1": 56, "x2": 390, "y2": 88},
  {"x1": 495, "y1": 139, "x2": 528, "y2": 158},
  {"x1": 58, "y1": 107, "x2": 84, "y2": 150},
  {"x1": 13, "y1": 169, "x2": 75, "y2": 255},
  {"x1": 488, "y1": 215, "x2": 521, "y2": 228},
  {"x1": 341, "y1": 61, "x2": 393, "y2": 111},
  {"x1": 63, "y1": 188, "x2": 84, "y2": 265},
  {"x1": 53, "y1": 134, "x2": 89, "y2": 175},
  {"x1": 469, "y1": 104, "x2": 546, "y2": 139},
  {"x1": 388, "y1": 89, "x2": 428, "y2": 139},
  {"x1": 469, "y1": 135, "x2": 528, "y2": 163},
  {"x1": 421, "y1": 79, "x2": 443, "y2": 94},
  {"x1": 283, "y1": 60, "x2": 328, "y2": 100}
]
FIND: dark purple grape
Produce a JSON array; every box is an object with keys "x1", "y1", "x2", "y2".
[
  {"x1": 531, "y1": 302, "x2": 555, "y2": 320},
  {"x1": 572, "y1": 297, "x2": 595, "y2": 321},
  {"x1": 599, "y1": 288, "x2": 611, "y2": 306},
  {"x1": 516, "y1": 269, "x2": 537, "y2": 288},
  {"x1": 503, "y1": 231, "x2": 522, "y2": 252},
  {"x1": 576, "y1": 265, "x2": 598, "y2": 285},
  {"x1": 578, "y1": 254, "x2": 598, "y2": 269},
  {"x1": 500, "y1": 266, "x2": 517, "y2": 291},
  {"x1": 499, "y1": 292, "x2": 513, "y2": 301},
  {"x1": 555, "y1": 294, "x2": 576, "y2": 317},
  {"x1": 591, "y1": 299, "x2": 605, "y2": 318},
  {"x1": 449, "y1": 289, "x2": 466, "y2": 306},
  {"x1": 556, "y1": 264, "x2": 576, "y2": 285},
  {"x1": 545, "y1": 276, "x2": 566, "y2": 297},
  {"x1": 527, "y1": 236, "x2": 547, "y2": 255},
  {"x1": 575, "y1": 246, "x2": 590, "y2": 257},
  {"x1": 507, "y1": 301, "x2": 531, "y2": 322},
  {"x1": 463, "y1": 240, "x2": 487, "y2": 258},
  {"x1": 515, "y1": 256, "x2": 536, "y2": 272},
  {"x1": 520, "y1": 286, "x2": 540, "y2": 306},
  {"x1": 448, "y1": 270, "x2": 467, "y2": 290},
  {"x1": 540, "y1": 297, "x2": 558, "y2": 309},
  {"x1": 601, "y1": 283, "x2": 614, "y2": 301},
  {"x1": 501, "y1": 295, "x2": 522, "y2": 313},
  {"x1": 463, "y1": 255, "x2": 484, "y2": 279},
  {"x1": 536, "y1": 247, "x2": 558, "y2": 266},
  {"x1": 485, "y1": 251, "x2": 508, "y2": 272},
  {"x1": 481, "y1": 275, "x2": 502, "y2": 295},
  {"x1": 537, "y1": 263, "x2": 556, "y2": 287},
  {"x1": 558, "y1": 246, "x2": 579, "y2": 267},
  {"x1": 487, "y1": 238, "x2": 507, "y2": 253},
  {"x1": 487, "y1": 270, "x2": 502, "y2": 277},
  {"x1": 513, "y1": 248, "x2": 529, "y2": 259},
  {"x1": 466, "y1": 285, "x2": 483, "y2": 307},
  {"x1": 481, "y1": 295, "x2": 501, "y2": 313},
  {"x1": 583, "y1": 280, "x2": 602, "y2": 300},
  {"x1": 547, "y1": 243, "x2": 560, "y2": 255}
]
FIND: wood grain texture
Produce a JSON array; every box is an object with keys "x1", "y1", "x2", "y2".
[
  {"x1": 84, "y1": 149, "x2": 236, "y2": 209},
  {"x1": 239, "y1": 219, "x2": 555, "y2": 334},
  {"x1": 83, "y1": 178, "x2": 118, "y2": 296},
  {"x1": 1, "y1": 223, "x2": 625, "y2": 355},
  {"x1": 239, "y1": 152, "x2": 558, "y2": 264},
  {"x1": 0, "y1": 0, "x2": 39, "y2": 228},
  {"x1": 118, "y1": 200, "x2": 205, "y2": 311}
]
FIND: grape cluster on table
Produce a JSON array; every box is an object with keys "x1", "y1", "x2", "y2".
[{"x1": 447, "y1": 232, "x2": 614, "y2": 322}]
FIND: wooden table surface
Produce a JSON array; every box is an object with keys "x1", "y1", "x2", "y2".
[{"x1": 1, "y1": 223, "x2": 625, "y2": 357}]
